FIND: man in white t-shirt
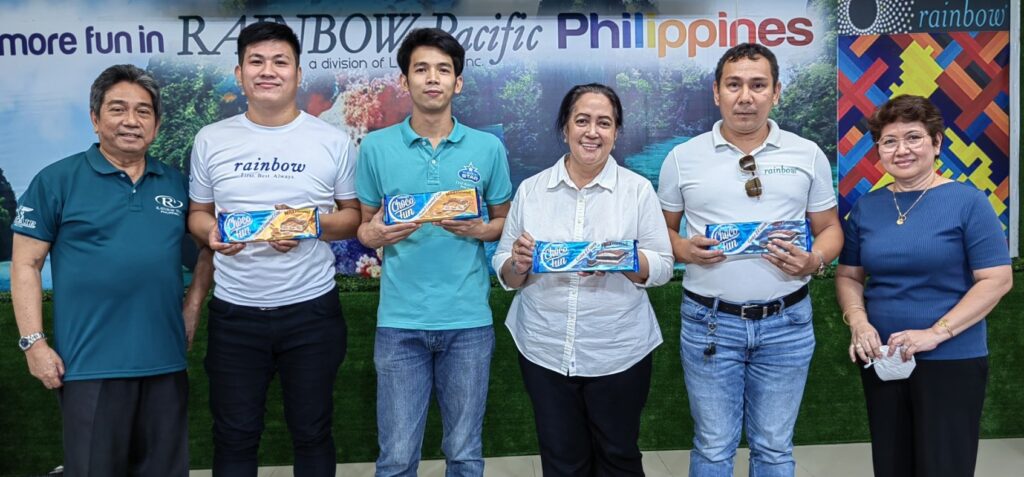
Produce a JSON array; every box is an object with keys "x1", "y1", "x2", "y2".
[
  {"x1": 187, "y1": 22, "x2": 360, "y2": 476},
  {"x1": 658, "y1": 43, "x2": 843, "y2": 476}
]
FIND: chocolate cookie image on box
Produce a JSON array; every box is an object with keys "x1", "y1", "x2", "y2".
[
  {"x1": 441, "y1": 198, "x2": 468, "y2": 212},
  {"x1": 757, "y1": 227, "x2": 798, "y2": 247},
  {"x1": 279, "y1": 217, "x2": 309, "y2": 234},
  {"x1": 585, "y1": 246, "x2": 628, "y2": 267}
]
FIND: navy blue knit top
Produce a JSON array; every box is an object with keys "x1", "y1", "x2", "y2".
[{"x1": 840, "y1": 181, "x2": 1010, "y2": 360}]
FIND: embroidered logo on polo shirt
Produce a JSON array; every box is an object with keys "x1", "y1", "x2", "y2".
[
  {"x1": 13, "y1": 206, "x2": 36, "y2": 229},
  {"x1": 155, "y1": 195, "x2": 184, "y2": 217},
  {"x1": 762, "y1": 165, "x2": 798, "y2": 176},
  {"x1": 458, "y1": 163, "x2": 481, "y2": 183}
]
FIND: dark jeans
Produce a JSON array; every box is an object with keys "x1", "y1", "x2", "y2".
[
  {"x1": 518, "y1": 352, "x2": 653, "y2": 477},
  {"x1": 59, "y1": 370, "x2": 189, "y2": 477},
  {"x1": 861, "y1": 356, "x2": 988, "y2": 477},
  {"x1": 205, "y1": 288, "x2": 347, "y2": 477}
]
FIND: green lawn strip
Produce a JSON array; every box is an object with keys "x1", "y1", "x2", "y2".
[{"x1": 1, "y1": 275, "x2": 1022, "y2": 475}]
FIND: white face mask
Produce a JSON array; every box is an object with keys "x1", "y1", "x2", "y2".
[{"x1": 863, "y1": 345, "x2": 916, "y2": 381}]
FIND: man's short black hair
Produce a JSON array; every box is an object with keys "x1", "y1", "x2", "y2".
[
  {"x1": 90, "y1": 64, "x2": 161, "y2": 121},
  {"x1": 237, "y1": 21, "x2": 301, "y2": 66},
  {"x1": 396, "y1": 28, "x2": 465, "y2": 77},
  {"x1": 714, "y1": 43, "x2": 779, "y2": 86}
]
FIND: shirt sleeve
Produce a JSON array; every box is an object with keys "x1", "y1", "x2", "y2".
[
  {"x1": 492, "y1": 183, "x2": 524, "y2": 291},
  {"x1": 180, "y1": 172, "x2": 191, "y2": 215},
  {"x1": 657, "y1": 148, "x2": 684, "y2": 212},
  {"x1": 484, "y1": 140, "x2": 513, "y2": 206},
  {"x1": 355, "y1": 138, "x2": 383, "y2": 208},
  {"x1": 189, "y1": 131, "x2": 214, "y2": 204},
  {"x1": 334, "y1": 137, "x2": 357, "y2": 200},
  {"x1": 807, "y1": 146, "x2": 837, "y2": 212},
  {"x1": 963, "y1": 189, "x2": 1010, "y2": 270},
  {"x1": 838, "y1": 199, "x2": 862, "y2": 266},
  {"x1": 11, "y1": 172, "x2": 61, "y2": 243},
  {"x1": 635, "y1": 181, "x2": 674, "y2": 288}
]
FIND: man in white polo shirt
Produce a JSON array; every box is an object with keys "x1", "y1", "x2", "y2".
[
  {"x1": 187, "y1": 22, "x2": 360, "y2": 476},
  {"x1": 658, "y1": 43, "x2": 843, "y2": 476}
]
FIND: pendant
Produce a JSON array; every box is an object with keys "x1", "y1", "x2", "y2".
[{"x1": 896, "y1": 215, "x2": 906, "y2": 225}]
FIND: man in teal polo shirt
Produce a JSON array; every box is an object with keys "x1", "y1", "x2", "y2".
[
  {"x1": 356, "y1": 28, "x2": 512, "y2": 477},
  {"x1": 10, "y1": 64, "x2": 212, "y2": 476}
]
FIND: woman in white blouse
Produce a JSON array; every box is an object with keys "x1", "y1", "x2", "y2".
[{"x1": 493, "y1": 83, "x2": 674, "y2": 476}]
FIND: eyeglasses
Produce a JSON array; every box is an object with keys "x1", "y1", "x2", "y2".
[
  {"x1": 739, "y1": 154, "x2": 762, "y2": 198},
  {"x1": 877, "y1": 134, "x2": 927, "y2": 152}
]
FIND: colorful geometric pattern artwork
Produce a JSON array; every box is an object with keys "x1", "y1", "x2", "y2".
[{"x1": 837, "y1": 32, "x2": 1011, "y2": 236}]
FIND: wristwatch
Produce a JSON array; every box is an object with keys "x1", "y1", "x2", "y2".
[{"x1": 18, "y1": 332, "x2": 46, "y2": 352}]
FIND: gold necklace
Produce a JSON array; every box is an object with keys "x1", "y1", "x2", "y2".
[{"x1": 891, "y1": 174, "x2": 936, "y2": 225}]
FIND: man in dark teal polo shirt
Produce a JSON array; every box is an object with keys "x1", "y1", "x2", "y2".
[{"x1": 10, "y1": 64, "x2": 212, "y2": 476}]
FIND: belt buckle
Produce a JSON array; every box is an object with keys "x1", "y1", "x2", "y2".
[{"x1": 740, "y1": 304, "x2": 767, "y2": 320}]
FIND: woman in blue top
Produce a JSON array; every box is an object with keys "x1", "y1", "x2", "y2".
[{"x1": 836, "y1": 94, "x2": 1012, "y2": 477}]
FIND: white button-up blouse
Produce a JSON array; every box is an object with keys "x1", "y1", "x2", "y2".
[{"x1": 493, "y1": 156, "x2": 674, "y2": 376}]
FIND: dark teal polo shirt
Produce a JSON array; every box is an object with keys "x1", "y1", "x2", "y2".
[
  {"x1": 356, "y1": 117, "x2": 512, "y2": 330},
  {"x1": 13, "y1": 144, "x2": 189, "y2": 381}
]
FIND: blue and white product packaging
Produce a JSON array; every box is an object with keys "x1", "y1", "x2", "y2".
[
  {"x1": 532, "y1": 240, "x2": 640, "y2": 273},
  {"x1": 383, "y1": 188, "x2": 482, "y2": 225},
  {"x1": 705, "y1": 220, "x2": 811, "y2": 256},
  {"x1": 218, "y1": 207, "x2": 320, "y2": 243}
]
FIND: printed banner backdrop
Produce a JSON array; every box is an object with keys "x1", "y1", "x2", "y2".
[
  {"x1": 837, "y1": 31, "x2": 1012, "y2": 227},
  {"x1": 0, "y1": 0, "x2": 839, "y2": 287},
  {"x1": 2, "y1": 0, "x2": 1015, "y2": 287},
  {"x1": 836, "y1": 0, "x2": 1018, "y2": 251}
]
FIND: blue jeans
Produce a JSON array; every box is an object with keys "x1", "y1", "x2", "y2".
[
  {"x1": 374, "y1": 325, "x2": 494, "y2": 477},
  {"x1": 680, "y1": 295, "x2": 815, "y2": 477}
]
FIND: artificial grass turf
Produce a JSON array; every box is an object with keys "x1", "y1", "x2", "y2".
[{"x1": 1, "y1": 276, "x2": 1022, "y2": 476}]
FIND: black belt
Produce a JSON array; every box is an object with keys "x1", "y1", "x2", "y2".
[{"x1": 683, "y1": 285, "x2": 809, "y2": 320}]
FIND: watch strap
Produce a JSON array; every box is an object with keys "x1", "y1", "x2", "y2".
[{"x1": 18, "y1": 332, "x2": 46, "y2": 352}]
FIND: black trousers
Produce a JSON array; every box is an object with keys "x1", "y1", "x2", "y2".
[
  {"x1": 860, "y1": 356, "x2": 988, "y2": 477},
  {"x1": 205, "y1": 288, "x2": 347, "y2": 477},
  {"x1": 59, "y1": 370, "x2": 189, "y2": 477},
  {"x1": 518, "y1": 352, "x2": 653, "y2": 477}
]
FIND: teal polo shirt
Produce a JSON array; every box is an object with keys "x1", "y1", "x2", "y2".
[
  {"x1": 12, "y1": 144, "x2": 189, "y2": 381},
  {"x1": 357, "y1": 117, "x2": 512, "y2": 330}
]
